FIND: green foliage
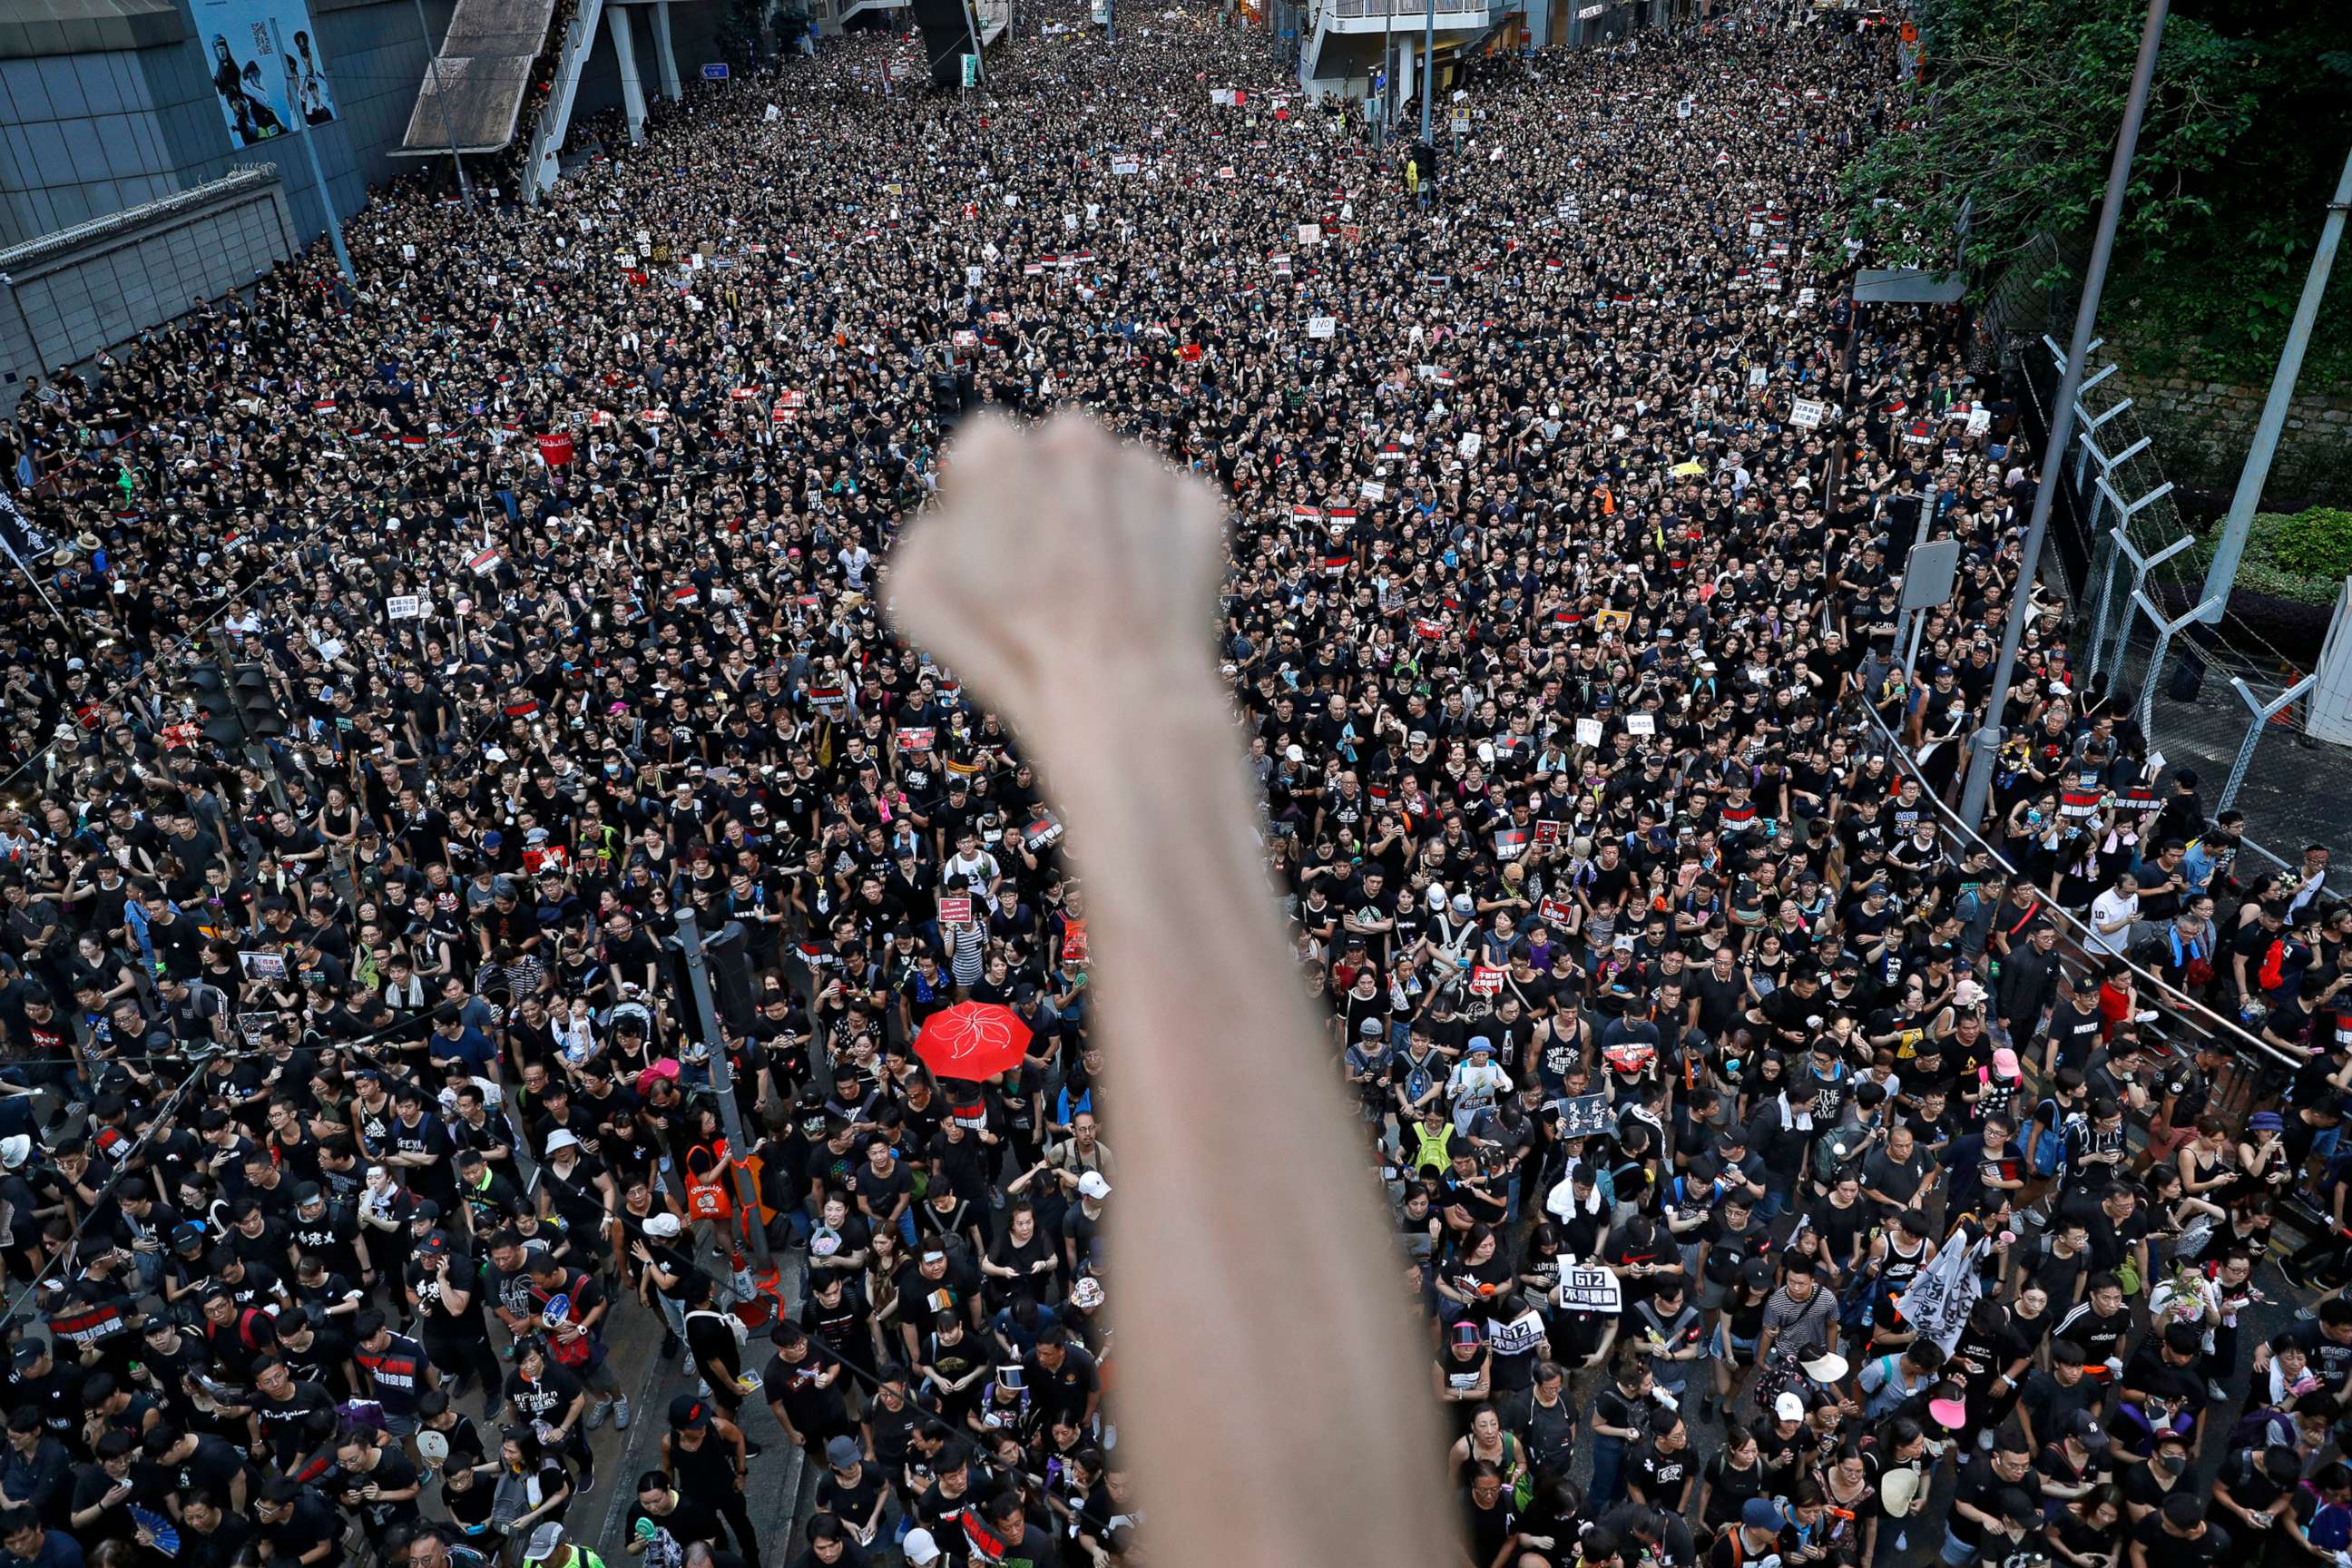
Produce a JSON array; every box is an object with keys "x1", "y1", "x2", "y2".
[
  {"x1": 1842, "y1": 0, "x2": 2352, "y2": 386},
  {"x1": 2183, "y1": 507, "x2": 2352, "y2": 606},
  {"x1": 2262, "y1": 507, "x2": 2352, "y2": 582}
]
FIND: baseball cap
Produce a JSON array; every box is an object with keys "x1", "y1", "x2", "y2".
[
  {"x1": 520, "y1": 1524, "x2": 564, "y2": 1564},
  {"x1": 1742, "y1": 1498, "x2": 1786, "y2": 1531},
  {"x1": 2063, "y1": 1410, "x2": 2110, "y2": 1450},
  {"x1": 903, "y1": 1529, "x2": 943, "y2": 1566},
  {"x1": 1991, "y1": 1047, "x2": 2022, "y2": 1079},
  {"x1": 667, "y1": 1394, "x2": 711, "y2": 1431},
  {"x1": 826, "y1": 1436, "x2": 862, "y2": 1469},
  {"x1": 1773, "y1": 1391, "x2": 1806, "y2": 1422},
  {"x1": 642, "y1": 1213, "x2": 682, "y2": 1239},
  {"x1": 1077, "y1": 1171, "x2": 1112, "y2": 1201}
]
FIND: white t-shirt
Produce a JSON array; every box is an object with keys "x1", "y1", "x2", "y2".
[{"x1": 2086, "y1": 887, "x2": 2139, "y2": 956}]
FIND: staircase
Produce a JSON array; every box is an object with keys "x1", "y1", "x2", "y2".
[{"x1": 521, "y1": 0, "x2": 608, "y2": 201}]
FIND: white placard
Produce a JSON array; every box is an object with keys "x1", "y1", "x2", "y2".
[
  {"x1": 1625, "y1": 713, "x2": 1657, "y2": 736},
  {"x1": 966, "y1": 265, "x2": 983, "y2": 288},
  {"x1": 1789, "y1": 398, "x2": 1826, "y2": 430},
  {"x1": 1359, "y1": 479, "x2": 1387, "y2": 502},
  {"x1": 1749, "y1": 365, "x2": 1768, "y2": 388},
  {"x1": 1307, "y1": 316, "x2": 1338, "y2": 339},
  {"x1": 1966, "y1": 406, "x2": 1993, "y2": 436},
  {"x1": 386, "y1": 595, "x2": 426, "y2": 621},
  {"x1": 1574, "y1": 717, "x2": 1604, "y2": 748},
  {"x1": 1298, "y1": 222, "x2": 1321, "y2": 246},
  {"x1": 1555, "y1": 1265, "x2": 1622, "y2": 1315}
]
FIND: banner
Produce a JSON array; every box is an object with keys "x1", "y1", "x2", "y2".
[
  {"x1": 536, "y1": 433, "x2": 574, "y2": 467},
  {"x1": 196, "y1": 0, "x2": 336, "y2": 145},
  {"x1": 1554, "y1": 1093, "x2": 1613, "y2": 1140},
  {"x1": 0, "y1": 485, "x2": 57, "y2": 577},
  {"x1": 1894, "y1": 1225, "x2": 1991, "y2": 1354}
]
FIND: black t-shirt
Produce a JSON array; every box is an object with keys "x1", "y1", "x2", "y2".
[{"x1": 2128, "y1": 1514, "x2": 2232, "y2": 1566}]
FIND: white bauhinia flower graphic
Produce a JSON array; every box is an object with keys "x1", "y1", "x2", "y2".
[{"x1": 929, "y1": 1004, "x2": 1017, "y2": 1064}]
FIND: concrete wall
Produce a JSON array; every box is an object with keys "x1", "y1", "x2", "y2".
[
  {"x1": 0, "y1": 163, "x2": 297, "y2": 385},
  {"x1": 0, "y1": 0, "x2": 457, "y2": 258}
]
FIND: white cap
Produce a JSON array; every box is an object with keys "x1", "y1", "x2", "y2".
[
  {"x1": 903, "y1": 1530, "x2": 942, "y2": 1566},
  {"x1": 1077, "y1": 1171, "x2": 1112, "y2": 1201},
  {"x1": 1775, "y1": 1391, "x2": 1806, "y2": 1422},
  {"x1": 544, "y1": 1128, "x2": 581, "y2": 1155},
  {"x1": 642, "y1": 1212, "x2": 682, "y2": 1239},
  {"x1": 0, "y1": 1134, "x2": 27, "y2": 1170}
]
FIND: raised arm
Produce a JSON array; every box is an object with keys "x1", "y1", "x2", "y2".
[{"x1": 891, "y1": 414, "x2": 1456, "y2": 1568}]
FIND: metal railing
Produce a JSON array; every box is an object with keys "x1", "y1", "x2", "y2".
[{"x1": 1848, "y1": 695, "x2": 2302, "y2": 1075}]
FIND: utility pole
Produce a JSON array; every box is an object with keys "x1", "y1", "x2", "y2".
[
  {"x1": 1418, "y1": 0, "x2": 1433, "y2": 145},
  {"x1": 2192, "y1": 140, "x2": 2352, "y2": 629},
  {"x1": 1957, "y1": 0, "x2": 2169, "y2": 831},
  {"x1": 671, "y1": 906, "x2": 773, "y2": 1268},
  {"x1": 271, "y1": 19, "x2": 354, "y2": 283},
  {"x1": 411, "y1": 0, "x2": 476, "y2": 211}
]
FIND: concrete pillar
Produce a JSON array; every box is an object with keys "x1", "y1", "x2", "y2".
[
  {"x1": 652, "y1": 0, "x2": 682, "y2": 101},
  {"x1": 607, "y1": 4, "x2": 648, "y2": 143},
  {"x1": 1396, "y1": 28, "x2": 1414, "y2": 109}
]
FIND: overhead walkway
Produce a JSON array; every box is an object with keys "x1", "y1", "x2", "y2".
[{"x1": 396, "y1": 0, "x2": 557, "y2": 156}]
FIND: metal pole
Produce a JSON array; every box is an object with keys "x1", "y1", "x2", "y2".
[
  {"x1": 2194, "y1": 140, "x2": 2352, "y2": 621},
  {"x1": 1956, "y1": 0, "x2": 2168, "y2": 831},
  {"x1": 672, "y1": 906, "x2": 774, "y2": 1267},
  {"x1": 271, "y1": 19, "x2": 354, "y2": 284},
  {"x1": 1418, "y1": 0, "x2": 1434, "y2": 145},
  {"x1": 411, "y1": 0, "x2": 476, "y2": 211}
]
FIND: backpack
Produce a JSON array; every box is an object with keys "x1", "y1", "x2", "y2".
[
  {"x1": 2031, "y1": 1100, "x2": 2083, "y2": 1179},
  {"x1": 686, "y1": 1305, "x2": 750, "y2": 1350}
]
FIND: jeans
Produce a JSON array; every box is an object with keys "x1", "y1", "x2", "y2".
[
  {"x1": 1939, "y1": 1528, "x2": 1975, "y2": 1567},
  {"x1": 1589, "y1": 1436, "x2": 1628, "y2": 1510}
]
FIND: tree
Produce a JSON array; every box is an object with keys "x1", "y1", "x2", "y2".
[{"x1": 1841, "y1": 0, "x2": 2352, "y2": 385}]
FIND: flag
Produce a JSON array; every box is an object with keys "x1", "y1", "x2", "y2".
[
  {"x1": 468, "y1": 548, "x2": 503, "y2": 577},
  {"x1": 1894, "y1": 1224, "x2": 1992, "y2": 1354},
  {"x1": 0, "y1": 486, "x2": 57, "y2": 577}
]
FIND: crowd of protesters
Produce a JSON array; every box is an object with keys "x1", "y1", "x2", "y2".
[{"x1": 0, "y1": 0, "x2": 2347, "y2": 1567}]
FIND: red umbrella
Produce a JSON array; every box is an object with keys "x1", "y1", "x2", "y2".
[{"x1": 913, "y1": 1000, "x2": 1033, "y2": 1081}]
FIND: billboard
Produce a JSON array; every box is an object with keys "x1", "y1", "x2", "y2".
[{"x1": 198, "y1": 0, "x2": 337, "y2": 147}]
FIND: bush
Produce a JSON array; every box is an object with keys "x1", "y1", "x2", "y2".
[
  {"x1": 2262, "y1": 506, "x2": 2352, "y2": 581},
  {"x1": 2181, "y1": 506, "x2": 2352, "y2": 608}
]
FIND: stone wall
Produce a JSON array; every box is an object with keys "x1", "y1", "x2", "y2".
[{"x1": 2107, "y1": 363, "x2": 2352, "y2": 508}]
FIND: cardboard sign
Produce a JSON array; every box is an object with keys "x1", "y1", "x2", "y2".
[
  {"x1": 936, "y1": 895, "x2": 974, "y2": 926},
  {"x1": 897, "y1": 726, "x2": 936, "y2": 752},
  {"x1": 1112, "y1": 154, "x2": 1141, "y2": 175},
  {"x1": 1307, "y1": 315, "x2": 1338, "y2": 339},
  {"x1": 1538, "y1": 897, "x2": 1577, "y2": 926},
  {"x1": 1534, "y1": 820, "x2": 1563, "y2": 850},
  {"x1": 1554, "y1": 1093, "x2": 1614, "y2": 1140},
  {"x1": 239, "y1": 951, "x2": 287, "y2": 980},
  {"x1": 1359, "y1": 479, "x2": 1387, "y2": 502},
  {"x1": 386, "y1": 595, "x2": 426, "y2": 621},
  {"x1": 1298, "y1": 222, "x2": 1321, "y2": 246},
  {"x1": 1966, "y1": 406, "x2": 1993, "y2": 436},
  {"x1": 1555, "y1": 1264, "x2": 1622, "y2": 1315},
  {"x1": 1575, "y1": 717, "x2": 1604, "y2": 748},
  {"x1": 1789, "y1": 398, "x2": 1826, "y2": 430},
  {"x1": 1470, "y1": 964, "x2": 1506, "y2": 996},
  {"x1": 1025, "y1": 810, "x2": 1064, "y2": 849},
  {"x1": 1625, "y1": 713, "x2": 1656, "y2": 737}
]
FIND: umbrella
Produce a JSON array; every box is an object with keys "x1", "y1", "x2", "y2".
[{"x1": 914, "y1": 1000, "x2": 1033, "y2": 1081}]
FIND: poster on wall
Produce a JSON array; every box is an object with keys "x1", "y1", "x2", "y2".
[{"x1": 199, "y1": 0, "x2": 338, "y2": 145}]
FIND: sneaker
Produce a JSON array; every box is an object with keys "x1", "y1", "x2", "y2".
[
  {"x1": 612, "y1": 1396, "x2": 632, "y2": 1430},
  {"x1": 1976, "y1": 1429, "x2": 1995, "y2": 1453},
  {"x1": 2134, "y1": 1009, "x2": 2161, "y2": 1023},
  {"x1": 2281, "y1": 1258, "x2": 2310, "y2": 1290},
  {"x1": 743, "y1": 1441, "x2": 765, "y2": 1458},
  {"x1": 2298, "y1": 1305, "x2": 2320, "y2": 1321},
  {"x1": 2207, "y1": 1379, "x2": 2230, "y2": 1402},
  {"x1": 661, "y1": 1331, "x2": 682, "y2": 1360},
  {"x1": 587, "y1": 1398, "x2": 611, "y2": 1432},
  {"x1": 578, "y1": 1466, "x2": 596, "y2": 1494}
]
